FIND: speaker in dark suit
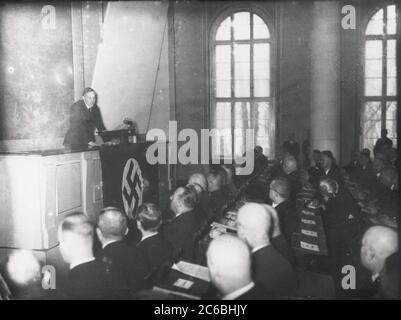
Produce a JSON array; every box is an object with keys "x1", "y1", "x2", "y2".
[{"x1": 63, "y1": 88, "x2": 106, "y2": 150}]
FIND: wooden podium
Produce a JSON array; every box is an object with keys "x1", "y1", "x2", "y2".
[{"x1": 0, "y1": 148, "x2": 103, "y2": 275}]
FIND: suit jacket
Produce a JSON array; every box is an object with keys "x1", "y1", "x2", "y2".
[
  {"x1": 271, "y1": 234, "x2": 296, "y2": 266},
  {"x1": 235, "y1": 284, "x2": 274, "y2": 300},
  {"x1": 275, "y1": 200, "x2": 299, "y2": 246},
  {"x1": 100, "y1": 240, "x2": 148, "y2": 294},
  {"x1": 63, "y1": 100, "x2": 106, "y2": 150},
  {"x1": 137, "y1": 233, "x2": 174, "y2": 273},
  {"x1": 66, "y1": 259, "x2": 123, "y2": 300},
  {"x1": 323, "y1": 187, "x2": 359, "y2": 247},
  {"x1": 252, "y1": 245, "x2": 297, "y2": 298},
  {"x1": 162, "y1": 210, "x2": 201, "y2": 261},
  {"x1": 308, "y1": 164, "x2": 324, "y2": 186},
  {"x1": 323, "y1": 166, "x2": 344, "y2": 186}
]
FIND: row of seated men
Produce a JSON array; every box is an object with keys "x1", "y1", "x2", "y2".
[
  {"x1": 0, "y1": 199, "x2": 398, "y2": 300},
  {"x1": 0, "y1": 145, "x2": 399, "y2": 299}
]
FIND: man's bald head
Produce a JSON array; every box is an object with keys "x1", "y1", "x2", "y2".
[
  {"x1": 188, "y1": 173, "x2": 208, "y2": 192},
  {"x1": 96, "y1": 207, "x2": 128, "y2": 242},
  {"x1": 207, "y1": 234, "x2": 252, "y2": 296},
  {"x1": 361, "y1": 226, "x2": 399, "y2": 276},
  {"x1": 237, "y1": 202, "x2": 272, "y2": 249}
]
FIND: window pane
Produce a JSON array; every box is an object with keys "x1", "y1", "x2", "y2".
[
  {"x1": 234, "y1": 102, "x2": 250, "y2": 128},
  {"x1": 365, "y1": 78, "x2": 382, "y2": 96},
  {"x1": 234, "y1": 44, "x2": 250, "y2": 62},
  {"x1": 234, "y1": 80, "x2": 250, "y2": 97},
  {"x1": 387, "y1": 5, "x2": 396, "y2": 19},
  {"x1": 216, "y1": 80, "x2": 231, "y2": 97},
  {"x1": 253, "y1": 14, "x2": 269, "y2": 39},
  {"x1": 215, "y1": 102, "x2": 231, "y2": 120},
  {"x1": 366, "y1": 16, "x2": 384, "y2": 35},
  {"x1": 234, "y1": 44, "x2": 250, "y2": 97},
  {"x1": 254, "y1": 62, "x2": 270, "y2": 79},
  {"x1": 216, "y1": 63, "x2": 231, "y2": 80},
  {"x1": 387, "y1": 78, "x2": 396, "y2": 96},
  {"x1": 387, "y1": 5, "x2": 396, "y2": 35},
  {"x1": 233, "y1": 12, "x2": 250, "y2": 40},
  {"x1": 365, "y1": 59, "x2": 382, "y2": 78},
  {"x1": 216, "y1": 45, "x2": 231, "y2": 63},
  {"x1": 255, "y1": 102, "x2": 274, "y2": 158},
  {"x1": 364, "y1": 101, "x2": 382, "y2": 121},
  {"x1": 387, "y1": 58, "x2": 396, "y2": 77},
  {"x1": 216, "y1": 17, "x2": 231, "y2": 41},
  {"x1": 363, "y1": 120, "x2": 382, "y2": 139},
  {"x1": 387, "y1": 40, "x2": 396, "y2": 59},
  {"x1": 254, "y1": 43, "x2": 270, "y2": 62},
  {"x1": 254, "y1": 79, "x2": 270, "y2": 97},
  {"x1": 386, "y1": 101, "x2": 397, "y2": 140},
  {"x1": 235, "y1": 62, "x2": 250, "y2": 80},
  {"x1": 387, "y1": 19, "x2": 396, "y2": 35},
  {"x1": 365, "y1": 41, "x2": 383, "y2": 59}
]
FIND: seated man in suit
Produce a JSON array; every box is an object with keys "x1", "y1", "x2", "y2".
[
  {"x1": 308, "y1": 149, "x2": 324, "y2": 186},
  {"x1": 281, "y1": 156, "x2": 302, "y2": 199},
  {"x1": 320, "y1": 150, "x2": 344, "y2": 186},
  {"x1": 58, "y1": 212, "x2": 122, "y2": 299},
  {"x1": 188, "y1": 173, "x2": 209, "y2": 220},
  {"x1": 207, "y1": 234, "x2": 268, "y2": 300},
  {"x1": 136, "y1": 203, "x2": 174, "y2": 273},
  {"x1": 360, "y1": 226, "x2": 398, "y2": 298},
  {"x1": 343, "y1": 150, "x2": 361, "y2": 179},
  {"x1": 96, "y1": 207, "x2": 148, "y2": 294},
  {"x1": 162, "y1": 186, "x2": 200, "y2": 261},
  {"x1": 269, "y1": 177, "x2": 299, "y2": 245},
  {"x1": 237, "y1": 203, "x2": 297, "y2": 298},
  {"x1": 205, "y1": 170, "x2": 228, "y2": 219}
]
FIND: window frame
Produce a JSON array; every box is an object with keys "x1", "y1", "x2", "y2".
[
  {"x1": 361, "y1": 3, "x2": 397, "y2": 150},
  {"x1": 209, "y1": 6, "x2": 276, "y2": 161}
]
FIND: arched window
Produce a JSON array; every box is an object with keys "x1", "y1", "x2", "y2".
[
  {"x1": 362, "y1": 4, "x2": 397, "y2": 151},
  {"x1": 210, "y1": 10, "x2": 274, "y2": 160}
]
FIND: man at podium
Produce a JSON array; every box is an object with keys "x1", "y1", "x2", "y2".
[{"x1": 63, "y1": 87, "x2": 106, "y2": 150}]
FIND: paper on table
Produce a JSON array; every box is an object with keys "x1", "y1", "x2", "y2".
[{"x1": 172, "y1": 261, "x2": 211, "y2": 282}]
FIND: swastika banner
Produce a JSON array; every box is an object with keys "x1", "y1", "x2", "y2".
[{"x1": 99, "y1": 142, "x2": 159, "y2": 219}]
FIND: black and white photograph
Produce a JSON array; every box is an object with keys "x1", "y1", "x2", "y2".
[{"x1": 0, "y1": 0, "x2": 399, "y2": 303}]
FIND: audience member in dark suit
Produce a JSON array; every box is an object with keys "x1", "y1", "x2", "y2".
[
  {"x1": 319, "y1": 179, "x2": 360, "y2": 267},
  {"x1": 207, "y1": 234, "x2": 271, "y2": 300},
  {"x1": 375, "y1": 166, "x2": 399, "y2": 225},
  {"x1": 353, "y1": 150, "x2": 376, "y2": 191},
  {"x1": 321, "y1": 150, "x2": 344, "y2": 186},
  {"x1": 308, "y1": 149, "x2": 324, "y2": 186},
  {"x1": 375, "y1": 252, "x2": 401, "y2": 299},
  {"x1": 186, "y1": 183, "x2": 208, "y2": 226},
  {"x1": 188, "y1": 173, "x2": 210, "y2": 220},
  {"x1": 58, "y1": 212, "x2": 123, "y2": 299},
  {"x1": 205, "y1": 170, "x2": 228, "y2": 219},
  {"x1": 269, "y1": 177, "x2": 299, "y2": 245},
  {"x1": 343, "y1": 150, "x2": 361, "y2": 178},
  {"x1": 280, "y1": 156, "x2": 302, "y2": 199},
  {"x1": 136, "y1": 203, "x2": 173, "y2": 273},
  {"x1": 360, "y1": 226, "x2": 398, "y2": 299},
  {"x1": 373, "y1": 129, "x2": 393, "y2": 157},
  {"x1": 282, "y1": 133, "x2": 300, "y2": 159},
  {"x1": 237, "y1": 203, "x2": 297, "y2": 298},
  {"x1": 162, "y1": 186, "x2": 200, "y2": 261},
  {"x1": 96, "y1": 207, "x2": 148, "y2": 295}
]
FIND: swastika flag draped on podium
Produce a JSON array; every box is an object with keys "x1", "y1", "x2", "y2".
[{"x1": 99, "y1": 143, "x2": 159, "y2": 219}]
